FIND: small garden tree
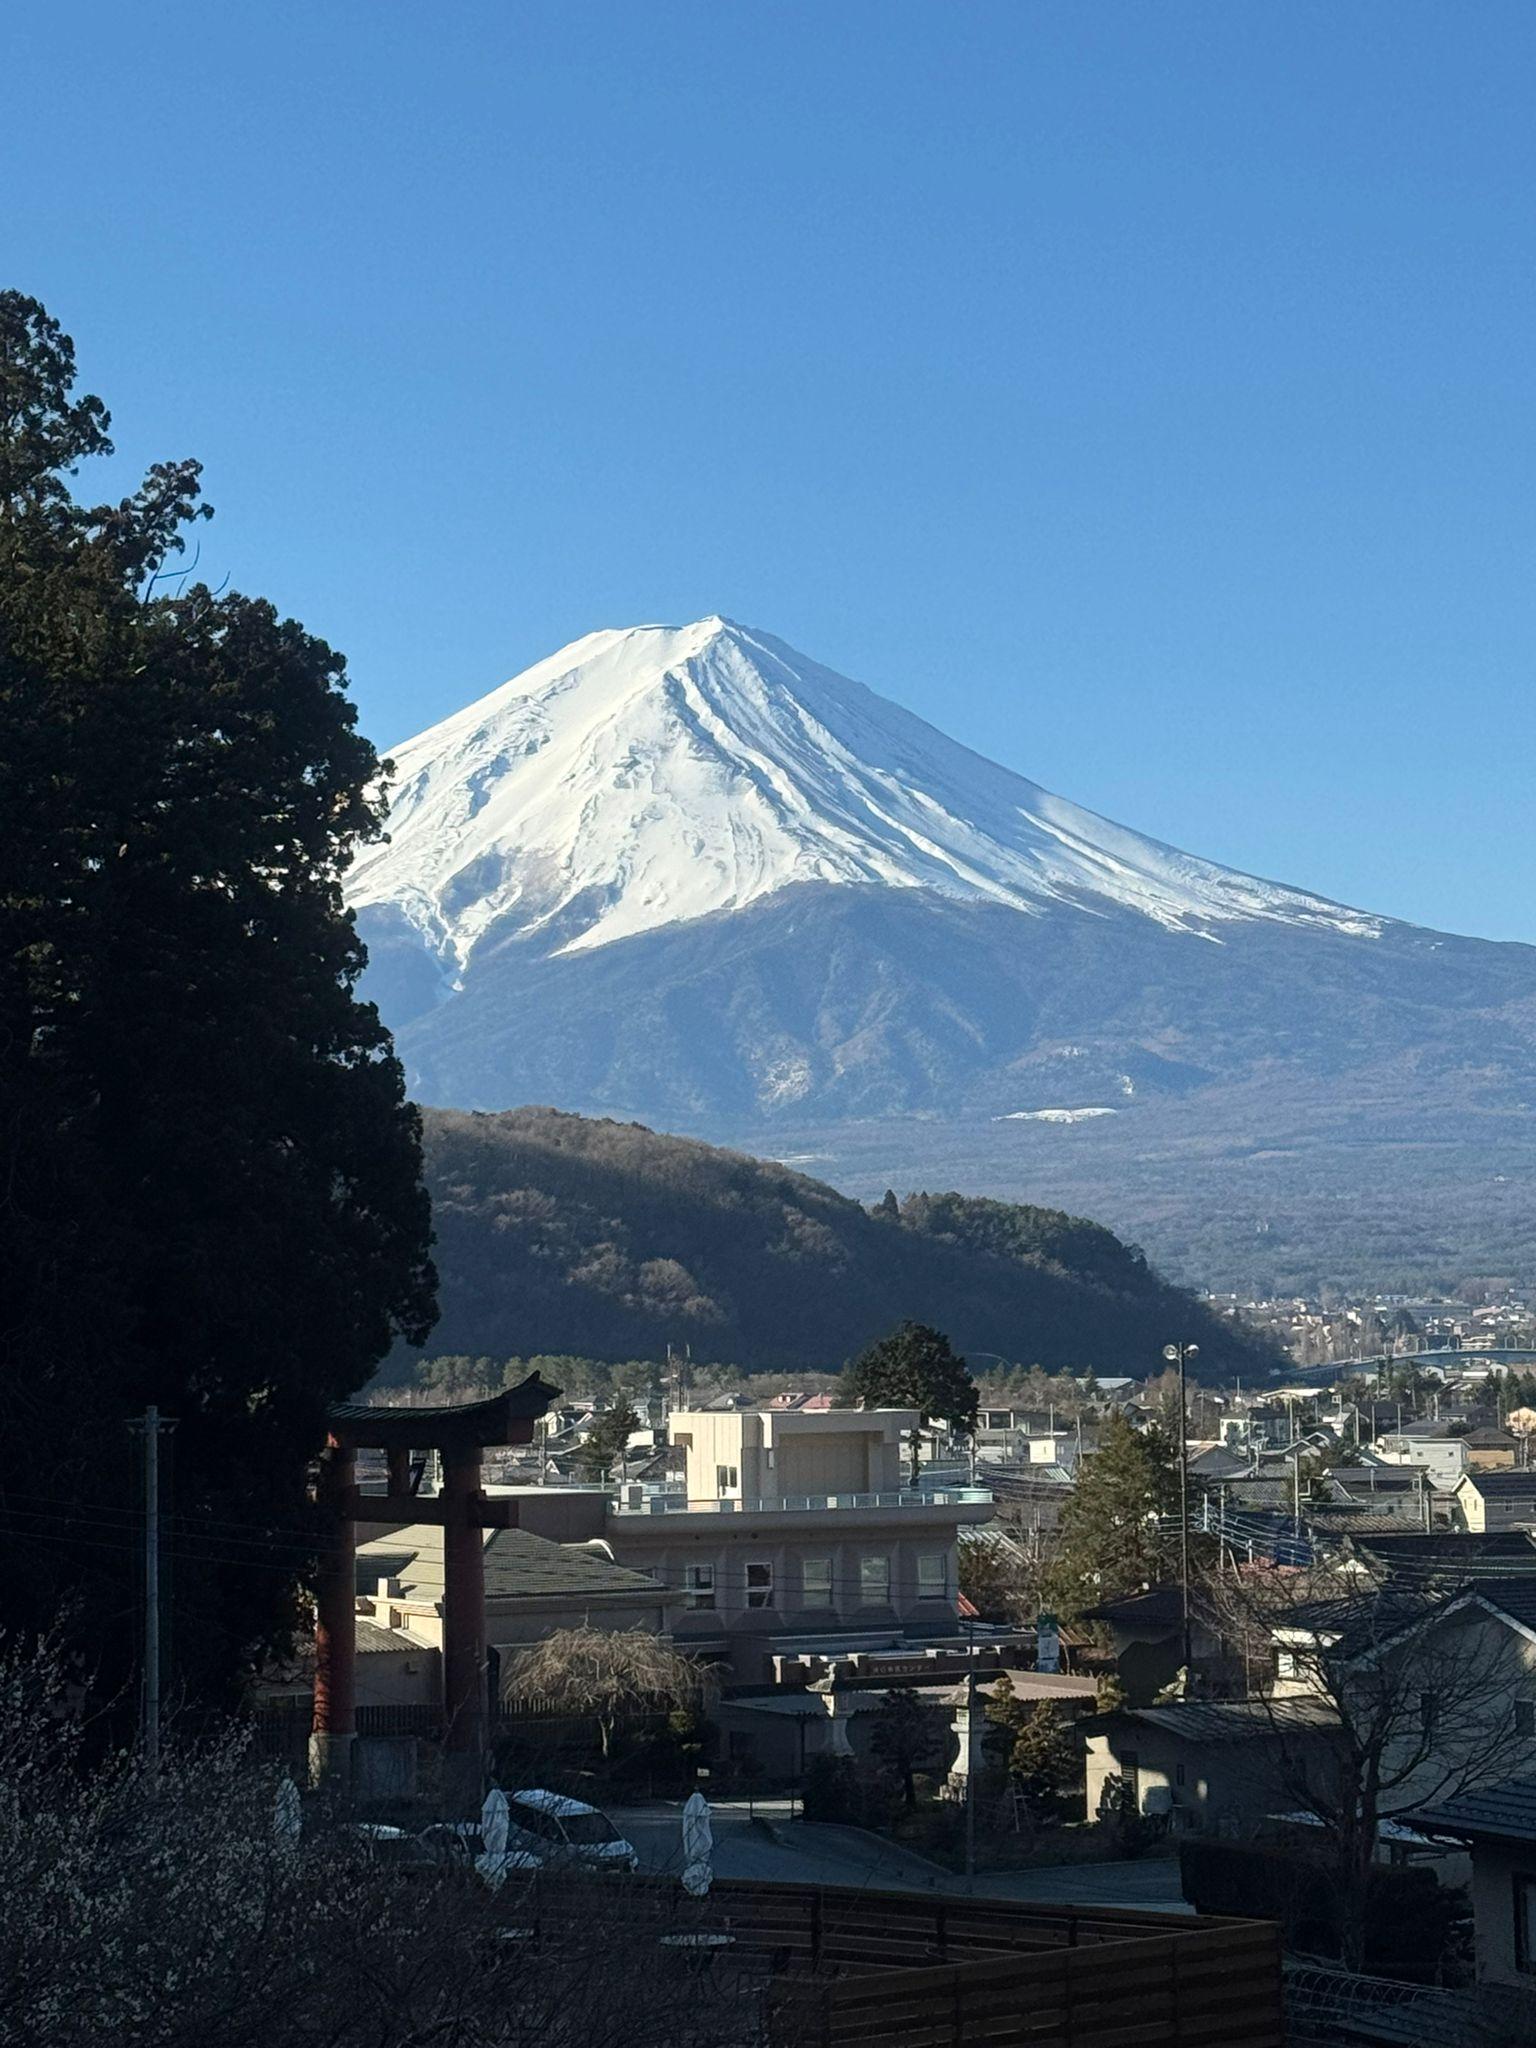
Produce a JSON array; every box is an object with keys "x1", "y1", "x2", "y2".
[
  {"x1": 504, "y1": 1625, "x2": 701, "y2": 1758},
  {"x1": 868, "y1": 1685, "x2": 935, "y2": 1809}
]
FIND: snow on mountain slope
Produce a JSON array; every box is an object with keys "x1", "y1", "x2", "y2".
[{"x1": 347, "y1": 616, "x2": 1383, "y2": 973}]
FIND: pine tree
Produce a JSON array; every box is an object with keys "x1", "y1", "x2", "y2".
[
  {"x1": 837, "y1": 1320, "x2": 978, "y2": 1483},
  {"x1": 868, "y1": 1684, "x2": 932, "y2": 1808},
  {"x1": 1009, "y1": 1703, "x2": 1076, "y2": 1819},
  {"x1": 1042, "y1": 1411, "x2": 1179, "y2": 1620},
  {"x1": 576, "y1": 1399, "x2": 642, "y2": 1482}
]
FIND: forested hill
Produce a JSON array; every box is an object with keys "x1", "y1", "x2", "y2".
[{"x1": 403, "y1": 1107, "x2": 1278, "y2": 1380}]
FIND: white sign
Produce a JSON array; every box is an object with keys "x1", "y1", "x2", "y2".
[{"x1": 1036, "y1": 1611, "x2": 1060, "y2": 1674}]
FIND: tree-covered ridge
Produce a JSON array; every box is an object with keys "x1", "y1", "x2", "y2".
[
  {"x1": 896, "y1": 1190, "x2": 1153, "y2": 1291},
  {"x1": 404, "y1": 1106, "x2": 1280, "y2": 1380}
]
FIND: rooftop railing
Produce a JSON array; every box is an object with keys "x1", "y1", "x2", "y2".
[{"x1": 609, "y1": 1486, "x2": 995, "y2": 1516}]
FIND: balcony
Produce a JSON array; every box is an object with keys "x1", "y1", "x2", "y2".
[{"x1": 609, "y1": 1486, "x2": 995, "y2": 1517}]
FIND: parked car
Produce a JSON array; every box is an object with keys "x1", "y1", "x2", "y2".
[
  {"x1": 416, "y1": 1820, "x2": 540, "y2": 1883},
  {"x1": 336, "y1": 1822, "x2": 439, "y2": 1871},
  {"x1": 501, "y1": 1790, "x2": 639, "y2": 1872}
]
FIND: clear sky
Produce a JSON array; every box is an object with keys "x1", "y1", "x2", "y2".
[{"x1": 6, "y1": 3, "x2": 1534, "y2": 939}]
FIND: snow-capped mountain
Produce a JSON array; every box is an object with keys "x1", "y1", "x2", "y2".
[
  {"x1": 349, "y1": 616, "x2": 1379, "y2": 980},
  {"x1": 350, "y1": 618, "x2": 1536, "y2": 1293}
]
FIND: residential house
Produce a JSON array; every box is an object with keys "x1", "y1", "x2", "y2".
[
  {"x1": 1076, "y1": 1588, "x2": 1237, "y2": 1705},
  {"x1": 1414, "y1": 1777, "x2": 1536, "y2": 1998},
  {"x1": 1322, "y1": 1466, "x2": 1435, "y2": 1527},
  {"x1": 1373, "y1": 1431, "x2": 1470, "y2": 1493},
  {"x1": 1455, "y1": 1469, "x2": 1536, "y2": 1534},
  {"x1": 710, "y1": 1666, "x2": 1097, "y2": 1783},
  {"x1": 1264, "y1": 1578, "x2": 1536, "y2": 1853},
  {"x1": 1341, "y1": 1528, "x2": 1536, "y2": 1584},
  {"x1": 603, "y1": 1406, "x2": 995, "y2": 1681},
  {"x1": 356, "y1": 1521, "x2": 679, "y2": 1678},
  {"x1": 1465, "y1": 1427, "x2": 1520, "y2": 1473},
  {"x1": 1083, "y1": 1699, "x2": 1343, "y2": 1834}
]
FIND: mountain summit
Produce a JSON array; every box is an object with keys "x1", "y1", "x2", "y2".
[
  {"x1": 351, "y1": 620, "x2": 1536, "y2": 1295},
  {"x1": 348, "y1": 617, "x2": 1379, "y2": 979}
]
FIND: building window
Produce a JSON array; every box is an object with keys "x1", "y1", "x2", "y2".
[
  {"x1": 1275, "y1": 1647, "x2": 1299, "y2": 1681},
  {"x1": 1120, "y1": 1749, "x2": 1141, "y2": 1810},
  {"x1": 1516, "y1": 1874, "x2": 1536, "y2": 1974},
  {"x1": 746, "y1": 1561, "x2": 775, "y2": 1609},
  {"x1": 1516, "y1": 1699, "x2": 1536, "y2": 1739},
  {"x1": 684, "y1": 1564, "x2": 716, "y2": 1611},
  {"x1": 1175, "y1": 1763, "x2": 1186, "y2": 1788},
  {"x1": 918, "y1": 1553, "x2": 948, "y2": 1598},
  {"x1": 716, "y1": 1464, "x2": 738, "y2": 1493},
  {"x1": 802, "y1": 1557, "x2": 834, "y2": 1610},
  {"x1": 860, "y1": 1555, "x2": 891, "y2": 1605},
  {"x1": 1419, "y1": 1690, "x2": 1438, "y2": 1740}
]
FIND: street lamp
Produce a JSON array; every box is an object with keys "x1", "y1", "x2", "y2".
[{"x1": 1162, "y1": 1342, "x2": 1199, "y2": 1687}]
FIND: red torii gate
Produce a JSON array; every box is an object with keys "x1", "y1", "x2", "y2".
[{"x1": 310, "y1": 1375, "x2": 560, "y2": 1803}]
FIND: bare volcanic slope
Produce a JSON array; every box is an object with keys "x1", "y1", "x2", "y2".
[{"x1": 406, "y1": 1106, "x2": 1279, "y2": 1380}]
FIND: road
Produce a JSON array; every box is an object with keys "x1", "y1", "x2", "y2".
[{"x1": 606, "y1": 1799, "x2": 1191, "y2": 1913}]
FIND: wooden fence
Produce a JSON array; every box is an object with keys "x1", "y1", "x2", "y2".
[{"x1": 691, "y1": 1882, "x2": 1282, "y2": 2048}]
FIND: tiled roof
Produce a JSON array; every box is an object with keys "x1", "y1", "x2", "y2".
[
  {"x1": 1349, "y1": 1531, "x2": 1536, "y2": 1575},
  {"x1": 1462, "y1": 1470, "x2": 1536, "y2": 1497},
  {"x1": 1117, "y1": 1699, "x2": 1339, "y2": 1744},
  {"x1": 1079, "y1": 1588, "x2": 1182, "y2": 1630},
  {"x1": 1328, "y1": 1470, "x2": 1425, "y2": 1495},
  {"x1": 356, "y1": 1619, "x2": 427, "y2": 1654},
  {"x1": 357, "y1": 1524, "x2": 669, "y2": 1604},
  {"x1": 1473, "y1": 1577, "x2": 1536, "y2": 1633},
  {"x1": 1414, "y1": 1777, "x2": 1536, "y2": 1846},
  {"x1": 1276, "y1": 1591, "x2": 1444, "y2": 1656}
]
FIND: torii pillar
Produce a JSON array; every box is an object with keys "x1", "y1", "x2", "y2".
[{"x1": 311, "y1": 1376, "x2": 560, "y2": 1806}]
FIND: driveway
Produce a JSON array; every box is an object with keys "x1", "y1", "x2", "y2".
[
  {"x1": 609, "y1": 1800, "x2": 949, "y2": 1891},
  {"x1": 606, "y1": 1801, "x2": 1190, "y2": 1912}
]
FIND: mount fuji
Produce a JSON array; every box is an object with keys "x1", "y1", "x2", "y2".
[{"x1": 351, "y1": 619, "x2": 1536, "y2": 1292}]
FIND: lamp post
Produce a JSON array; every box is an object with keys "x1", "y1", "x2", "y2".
[{"x1": 1162, "y1": 1342, "x2": 1198, "y2": 1688}]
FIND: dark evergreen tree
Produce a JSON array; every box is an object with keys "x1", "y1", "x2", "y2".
[
  {"x1": 1043, "y1": 1411, "x2": 1179, "y2": 1620},
  {"x1": 0, "y1": 293, "x2": 436, "y2": 1717},
  {"x1": 837, "y1": 1319, "x2": 978, "y2": 1483},
  {"x1": 867, "y1": 1684, "x2": 932, "y2": 1808},
  {"x1": 575, "y1": 1398, "x2": 641, "y2": 1482}
]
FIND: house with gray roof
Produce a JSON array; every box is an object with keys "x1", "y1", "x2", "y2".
[
  {"x1": 1083, "y1": 1699, "x2": 1343, "y2": 1835},
  {"x1": 1454, "y1": 1468, "x2": 1536, "y2": 1534},
  {"x1": 357, "y1": 1521, "x2": 679, "y2": 1689},
  {"x1": 1414, "y1": 1776, "x2": 1536, "y2": 1995}
]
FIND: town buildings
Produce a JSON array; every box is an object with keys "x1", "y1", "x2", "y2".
[{"x1": 603, "y1": 1405, "x2": 995, "y2": 1681}]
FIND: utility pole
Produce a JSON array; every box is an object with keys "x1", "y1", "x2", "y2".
[
  {"x1": 132, "y1": 1406, "x2": 174, "y2": 1778},
  {"x1": 963, "y1": 1606, "x2": 977, "y2": 1890},
  {"x1": 1162, "y1": 1342, "x2": 1198, "y2": 1688}
]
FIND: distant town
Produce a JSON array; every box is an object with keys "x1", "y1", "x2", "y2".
[{"x1": 1210, "y1": 1286, "x2": 1536, "y2": 1366}]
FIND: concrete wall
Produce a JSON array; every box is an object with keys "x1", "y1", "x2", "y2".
[
  {"x1": 354, "y1": 1643, "x2": 439, "y2": 1706},
  {"x1": 486, "y1": 1488, "x2": 610, "y2": 1542},
  {"x1": 668, "y1": 1409, "x2": 914, "y2": 1504}
]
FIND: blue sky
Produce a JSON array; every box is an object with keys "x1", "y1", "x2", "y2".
[{"x1": 6, "y1": 3, "x2": 1534, "y2": 939}]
